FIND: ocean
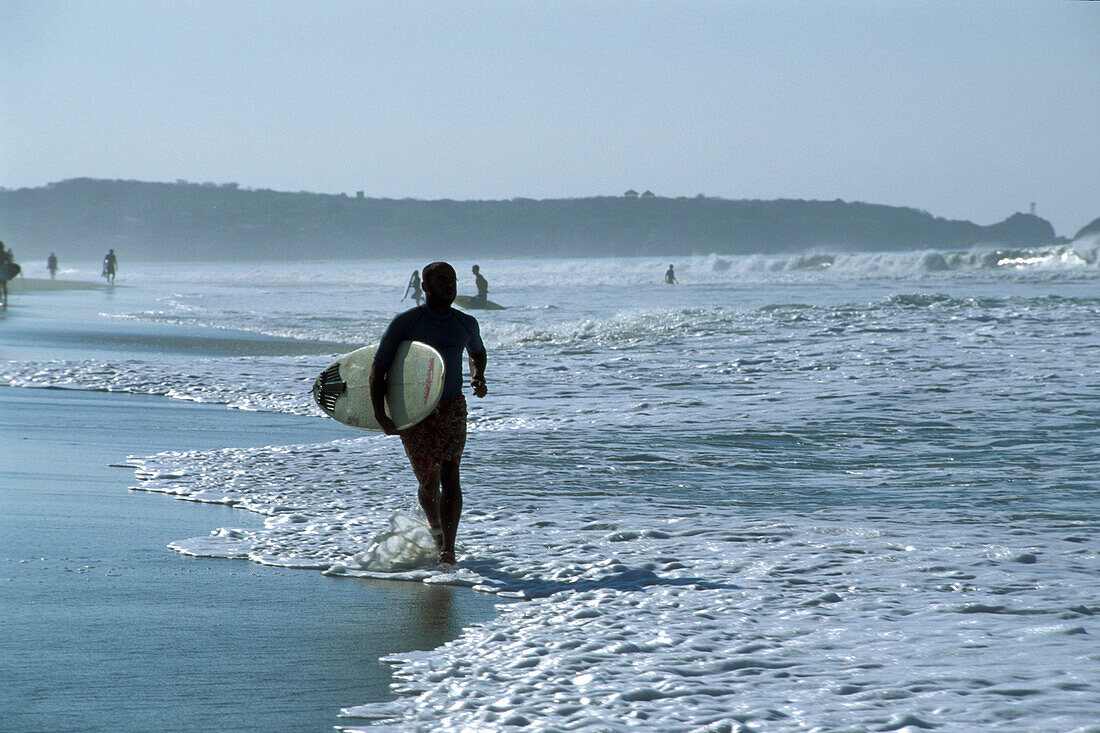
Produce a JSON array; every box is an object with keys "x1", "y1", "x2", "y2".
[{"x1": 3, "y1": 240, "x2": 1099, "y2": 731}]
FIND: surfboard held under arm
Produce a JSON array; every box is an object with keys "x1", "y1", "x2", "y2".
[{"x1": 312, "y1": 341, "x2": 445, "y2": 431}]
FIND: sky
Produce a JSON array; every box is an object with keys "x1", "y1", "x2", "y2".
[{"x1": 2, "y1": 0, "x2": 1098, "y2": 236}]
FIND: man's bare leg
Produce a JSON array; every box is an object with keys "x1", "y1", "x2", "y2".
[
  {"x1": 438, "y1": 461, "x2": 463, "y2": 566},
  {"x1": 417, "y1": 465, "x2": 445, "y2": 552}
]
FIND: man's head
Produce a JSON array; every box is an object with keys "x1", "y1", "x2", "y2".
[
  {"x1": 472, "y1": 265, "x2": 480, "y2": 274},
  {"x1": 421, "y1": 261, "x2": 457, "y2": 309}
]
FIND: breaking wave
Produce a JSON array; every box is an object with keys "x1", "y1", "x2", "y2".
[{"x1": 697, "y1": 241, "x2": 1098, "y2": 279}]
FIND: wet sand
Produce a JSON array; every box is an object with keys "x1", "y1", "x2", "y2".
[
  {"x1": 0, "y1": 387, "x2": 504, "y2": 732},
  {"x1": 7, "y1": 277, "x2": 108, "y2": 292}
]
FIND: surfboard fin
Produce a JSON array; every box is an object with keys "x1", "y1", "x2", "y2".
[{"x1": 312, "y1": 363, "x2": 346, "y2": 415}]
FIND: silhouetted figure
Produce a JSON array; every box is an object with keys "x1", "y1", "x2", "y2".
[
  {"x1": 47, "y1": 253, "x2": 58, "y2": 280},
  {"x1": 369, "y1": 262, "x2": 488, "y2": 568},
  {"x1": 0, "y1": 242, "x2": 8, "y2": 306},
  {"x1": 403, "y1": 270, "x2": 423, "y2": 305},
  {"x1": 665, "y1": 264, "x2": 678, "y2": 284},
  {"x1": 102, "y1": 249, "x2": 118, "y2": 284},
  {"x1": 0, "y1": 242, "x2": 19, "y2": 306},
  {"x1": 472, "y1": 264, "x2": 488, "y2": 304}
]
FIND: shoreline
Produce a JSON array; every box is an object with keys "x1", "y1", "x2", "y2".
[
  {"x1": 7, "y1": 277, "x2": 109, "y2": 292},
  {"x1": 0, "y1": 386, "x2": 503, "y2": 732}
]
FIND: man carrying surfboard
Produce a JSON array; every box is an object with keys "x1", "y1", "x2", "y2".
[
  {"x1": 370, "y1": 261, "x2": 488, "y2": 568},
  {"x1": 0, "y1": 242, "x2": 19, "y2": 307},
  {"x1": 102, "y1": 249, "x2": 118, "y2": 284}
]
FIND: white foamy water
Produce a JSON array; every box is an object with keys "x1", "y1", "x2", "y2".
[{"x1": 4, "y1": 247, "x2": 1099, "y2": 730}]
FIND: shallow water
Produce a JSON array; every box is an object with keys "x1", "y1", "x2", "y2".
[
  {"x1": 0, "y1": 388, "x2": 503, "y2": 733},
  {"x1": 3, "y1": 242, "x2": 1099, "y2": 730}
]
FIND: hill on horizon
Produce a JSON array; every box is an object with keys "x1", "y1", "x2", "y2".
[{"x1": 0, "y1": 178, "x2": 1065, "y2": 263}]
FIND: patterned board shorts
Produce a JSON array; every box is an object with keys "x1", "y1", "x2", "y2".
[{"x1": 399, "y1": 395, "x2": 467, "y2": 483}]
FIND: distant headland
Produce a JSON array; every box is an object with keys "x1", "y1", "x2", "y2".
[{"x1": 0, "y1": 178, "x2": 1072, "y2": 262}]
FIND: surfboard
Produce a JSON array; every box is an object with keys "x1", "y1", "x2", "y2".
[
  {"x1": 454, "y1": 295, "x2": 505, "y2": 310},
  {"x1": 312, "y1": 341, "x2": 445, "y2": 431}
]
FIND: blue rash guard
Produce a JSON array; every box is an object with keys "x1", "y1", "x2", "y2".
[{"x1": 373, "y1": 305, "x2": 485, "y2": 401}]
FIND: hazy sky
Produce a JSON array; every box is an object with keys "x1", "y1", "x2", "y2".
[{"x1": 3, "y1": 1, "x2": 1098, "y2": 235}]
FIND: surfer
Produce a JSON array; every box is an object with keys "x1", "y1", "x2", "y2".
[
  {"x1": 102, "y1": 249, "x2": 118, "y2": 284},
  {"x1": 472, "y1": 264, "x2": 488, "y2": 304},
  {"x1": 665, "y1": 264, "x2": 678, "y2": 284},
  {"x1": 47, "y1": 253, "x2": 58, "y2": 280},
  {"x1": 0, "y1": 242, "x2": 12, "y2": 306},
  {"x1": 370, "y1": 261, "x2": 488, "y2": 568},
  {"x1": 403, "y1": 270, "x2": 423, "y2": 305}
]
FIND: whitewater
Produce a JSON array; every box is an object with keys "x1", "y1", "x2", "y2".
[{"x1": 3, "y1": 241, "x2": 1099, "y2": 731}]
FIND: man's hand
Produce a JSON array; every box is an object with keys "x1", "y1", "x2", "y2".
[
  {"x1": 471, "y1": 376, "x2": 487, "y2": 399},
  {"x1": 376, "y1": 413, "x2": 399, "y2": 435}
]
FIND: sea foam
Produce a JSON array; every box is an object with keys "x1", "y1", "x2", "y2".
[
  {"x1": 7, "y1": 253, "x2": 1098, "y2": 730},
  {"x1": 126, "y1": 431, "x2": 1100, "y2": 732}
]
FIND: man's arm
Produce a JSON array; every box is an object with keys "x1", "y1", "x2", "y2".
[
  {"x1": 469, "y1": 349, "x2": 487, "y2": 398},
  {"x1": 369, "y1": 362, "x2": 399, "y2": 435},
  {"x1": 370, "y1": 310, "x2": 418, "y2": 434}
]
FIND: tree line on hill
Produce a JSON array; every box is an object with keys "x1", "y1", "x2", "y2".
[{"x1": 0, "y1": 178, "x2": 1067, "y2": 262}]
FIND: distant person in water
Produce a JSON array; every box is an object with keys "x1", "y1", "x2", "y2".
[
  {"x1": 403, "y1": 269, "x2": 423, "y2": 305},
  {"x1": 665, "y1": 264, "x2": 678, "y2": 284},
  {"x1": 47, "y1": 252, "x2": 58, "y2": 280},
  {"x1": 102, "y1": 249, "x2": 118, "y2": 284},
  {"x1": 370, "y1": 261, "x2": 488, "y2": 568},
  {"x1": 472, "y1": 264, "x2": 488, "y2": 303}
]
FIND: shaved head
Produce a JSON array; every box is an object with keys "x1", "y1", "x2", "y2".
[{"x1": 422, "y1": 261, "x2": 455, "y2": 284}]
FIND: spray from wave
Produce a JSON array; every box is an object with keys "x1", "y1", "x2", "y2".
[{"x1": 698, "y1": 242, "x2": 1097, "y2": 279}]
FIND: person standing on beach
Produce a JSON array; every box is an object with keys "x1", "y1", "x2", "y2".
[
  {"x1": 102, "y1": 249, "x2": 118, "y2": 284},
  {"x1": 370, "y1": 261, "x2": 488, "y2": 568},
  {"x1": 0, "y1": 242, "x2": 11, "y2": 306},
  {"x1": 403, "y1": 269, "x2": 423, "y2": 305},
  {"x1": 472, "y1": 264, "x2": 488, "y2": 304},
  {"x1": 47, "y1": 253, "x2": 58, "y2": 280},
  {"x1": 665, "y1": 264, "x2": 678, "y2": 284}
]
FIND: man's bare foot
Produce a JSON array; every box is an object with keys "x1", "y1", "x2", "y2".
[
  {"x1": 429, "y1": 527, "x2": 444, "y2": 552},
  {"x1": 439, "y1": 549, "x2": 456, "y2": 568}
]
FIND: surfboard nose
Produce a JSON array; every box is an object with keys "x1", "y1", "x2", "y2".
[{"x1": 312, "y1": 363, "x2": 346, "y2": 415}]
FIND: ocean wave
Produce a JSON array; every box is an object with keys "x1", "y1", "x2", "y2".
[
  {"x1": 66, "y1": 243, "x2": 1100, "y2": 294},
  {"x1": 479, "y1": 292, "x2": 1100, "y2": 350},
  {"x1": 703, "y1": 242, "x2": 1099, "y2": 279},
  {"x1": 126, "y1": 435, "x2": 1100, "y2": 732},
  {"x1": 62, "y1": 246, "x2": 1095, "y2": 349},
  {"x1": 482, "y1": 307, "x2": 740, "y2": 349},
  {"x1": 0, "y1": 357, "x2": 322, "y2": 416}
]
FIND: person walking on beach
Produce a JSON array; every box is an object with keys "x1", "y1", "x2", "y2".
[
  {"x1": 47, "y1": 253, "x2": 58, "y2": 280},
  {"x1": 665, "y1": 264, "x2": 678, "y2": 284},
  {"x1": 402, "y1": 269, "x2": 423, "y2": 305},
  {"x1": 0, "y1": 242, "x2": 21, "y2": 306},
  {"x1": 0, "y1": 242, "x2": 12, "y2": 306},
  {"x1": 102, "y1": 249, "x2": 118, "y2": 284},
  {"x1": 472, "y1": 264, "x2": 488, "y2": 304},
  {"x1": 370, "y1": 261, "x2": 488, "y2": 568}
]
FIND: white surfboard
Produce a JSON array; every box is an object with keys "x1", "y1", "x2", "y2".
[
  {"x1": 312, "y1": 341, "x2": 445, "y2": 431},
  {"x1": 453, "y1": 295, "x2": 505, "y2": 310}
]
